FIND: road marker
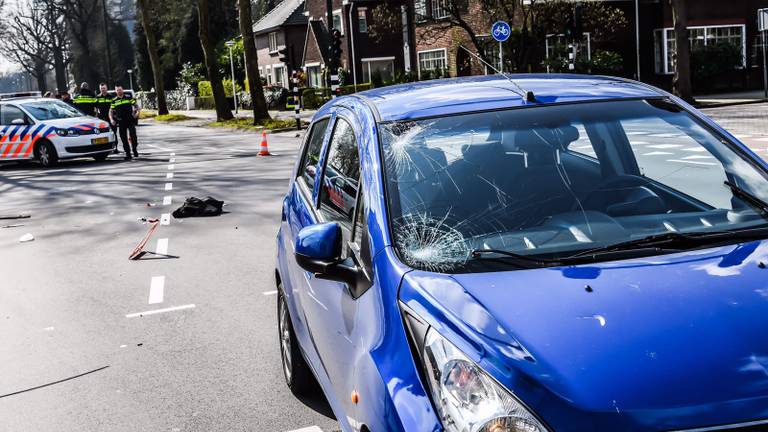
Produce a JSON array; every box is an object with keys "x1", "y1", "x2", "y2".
[
  {"x1": 125, "y1": 304, "x2": 195, "y2": 318},
  {"x1": 148, "y1": 276, "x2": 164, "y2": 304},
  {"x1": 163, "y1": 196, "x2": 172, "y2": 206},
  {"x1": 165, "y1": 183, "x2": 173, "y2": 191},
  {"x1": 285, "y1": 427, "x2": 323, "y2": 432},
  {"x1": 263, "y1": 290, "x2": 278, "y2": 296},
  {"x1": 166, "y1": 172, "x2": 174, "y2": 179},
  {"x1": 168, "y1": 164, "x2": 175, "y2": 170},
  {"x1": 160, "y1": 213, "x2": 171, "y2": 225},
  {"x1": 170, "y1": 152, "x2": 176, "y2": 156},
  {"x1": 169, "y1": 158, "x2": 176, "y2": 163},
  {"x1": 156, "y1": 238, "x2": 169, "y2": 255}
]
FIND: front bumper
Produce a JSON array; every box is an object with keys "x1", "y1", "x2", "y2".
[{"x1": 55, "y1": 132, "x2": 116, "y2": 158}]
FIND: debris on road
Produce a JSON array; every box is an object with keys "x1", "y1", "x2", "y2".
[
  {"x1": 129, "y1": 220, "x2": 160, "y2": 260},
  {"x1": 172, "y1": 196, "x2": 224, "y2": 218},
  {"x1": 146, "y1": 202, "x2": 156, "y2": 207},
  {"x1": 19, "y1": 233, "x2": 34, "y2": 243},
  {"x1": 1, "y1": 224, "x2": 25, "y2": 229},
  {"x1": 137, "y1": 217, "x2": 159, "y2": 224},
  {"x1": 0, "y1": 214, "x2": 31, "y2": 220}
]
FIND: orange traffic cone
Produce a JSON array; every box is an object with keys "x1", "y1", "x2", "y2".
[{"x1": 258, "y1": 131, "x2": 272, "y2": 156}]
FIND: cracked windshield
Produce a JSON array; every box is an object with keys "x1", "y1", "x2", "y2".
[{"x1": 381, "y1": 99, "x2": 768, "y2": 273}]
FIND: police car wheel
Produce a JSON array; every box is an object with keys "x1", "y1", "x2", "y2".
[{"x1": 36, "y1": 141, "x2": 58, "y2": 168}]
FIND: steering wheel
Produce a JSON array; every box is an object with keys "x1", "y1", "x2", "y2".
[{"x1": 574, "y1": 174, "x2": 652, "y2": 212}]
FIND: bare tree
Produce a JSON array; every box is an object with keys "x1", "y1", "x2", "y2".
[
  {"x1": 198, "y1": 0, "x2": 233, "y2": 121},
  {"x1": 237, "y1": 0, "x2": 270, "y2": 122},
  {"x1": 58, "y1": 0, "x2": 102, "y2": 85},
  {"x1": 0, "y1": 0, "x2": 52, "y2": 91},
  {"x1": 42, "y1": 0, "x2": 70, "y2": 91},
  {"x1": 136, "y1": 0, "x2": 168, "y2": 114},
  {"x1": 670, "y1": 0, "x2": 694, "y2": 103}
]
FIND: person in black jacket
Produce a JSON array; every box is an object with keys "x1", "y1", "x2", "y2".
[
  {"x1": 109, "y1": 86, "x2": 140, "y2": 160},
  {"x1": 95, "y1": 83, "x2": 119, "y2": 154},
  {"x1": 73, "y1": 82, "x2": 97, "y2": 116}
]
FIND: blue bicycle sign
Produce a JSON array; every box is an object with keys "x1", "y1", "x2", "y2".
[{"x1": 492, "y1": 21, "x2": 511, "y2": 42}]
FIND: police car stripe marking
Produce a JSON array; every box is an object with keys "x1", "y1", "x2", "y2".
[
  {"x1": 17, "y1": 125, "x2": 31, "y2": 141},
  {"x1": 1, "y1": 143, "x2": 13, "y2": 158},
  {"x1": 11, "y1": 142, "x2": 25, "y2": 158},
  {"x1": 6, "y1": 125, "x2": 20, "y2": 142}
]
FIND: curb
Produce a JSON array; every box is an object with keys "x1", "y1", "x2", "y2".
[{"x1": 697, "y1": 98, "x2": 768, "y2": 109}]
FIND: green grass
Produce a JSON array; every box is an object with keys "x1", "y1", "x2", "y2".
[
  {"x1": 154, "y1": 114, "x2": 195, "y2": 122},
  {"x1": 206, "y1": 117, "x2": 297, "y2": 131},
  {"x1": 139, "y1": 110, "x2": 157, "y2": 119}
]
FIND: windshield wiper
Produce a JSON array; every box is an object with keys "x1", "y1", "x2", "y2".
[
  {"x1": 471, "y1": 248, "x2": 562, "y2": 268},
  {"x1": 725, "y1": 181, "x2": 768, "y2": 216},
  {"x1": 566, "y1": 227, "x2": 768, "y2": 261}
]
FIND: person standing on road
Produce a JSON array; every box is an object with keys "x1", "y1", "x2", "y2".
[
  {"x1": 73, "y1": 82, "x2": 97, "y2": 116},
  {"x1": 110, "y1": 85, "x2": 141, "y2": 160},
  {"x1": 95, "y1": 83, "x2": 119, "y2": 154}
]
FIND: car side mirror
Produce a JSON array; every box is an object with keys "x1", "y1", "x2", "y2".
[
  {"x1": 295, "y1": 222, "x2": 360, "y2": 286},
  {"x1": 11, "y1": 118, "x2": 26, "y2": 125}
]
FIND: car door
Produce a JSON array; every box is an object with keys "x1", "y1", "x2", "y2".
[
  {"x1": 0, "y1": 105, "x2": 34, "y2": 160},
  {"x1": 298, "y1": 111, "x2": 367, "y2": 407}
]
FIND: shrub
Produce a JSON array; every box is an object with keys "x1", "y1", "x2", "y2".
[
  {"x1": 302, "y1": 88, "x2": 323, "y2": 109},
  {"x1": 692, "y1": 42, "x2": 743, "y2": 92},
  {"x1": 178, "y1": 62, "x2": 205, "y2": 96},
  {"x1": 198, "y1": 81, "x2": 212, "y2": 97},
  {"x1": 590, "y1": 50, "x2": 624, "y2": 75}
]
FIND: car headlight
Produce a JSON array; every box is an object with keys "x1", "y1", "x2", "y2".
[
  {"x1": 422, "y1": 328, "x2": 548, "y2": 432},
  {"x1": 56, "y1": 128, "x2": 77, "y2": 136}
]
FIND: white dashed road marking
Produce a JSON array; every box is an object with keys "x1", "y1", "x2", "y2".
[
  {"x1": 168, "y1": 164, "x2": 175, "y2": 170},
  {"x1": 166, "y1": 172, "x2": 174, "y2": 179},
  {"x1": 156, "y1": 238, "x2": 169, "y2": 255},
  {"x1": 286, "y1": 427, "x2": 323, "y2": 432},
  {"x1": 126, "y1": 304, "x2": 195, "y2": 318},
  {"x1": 263, "y1": 290, "x2": 278, "y2": 296},
  {"x1": 160, "y1": 213, "x2": 171, "y2": 225},
  {"x1": 165, "y1": 182, "x2": 173, "y2": 191},
  {"x1": 163, "y1": 196, "x2": 172, "y2": 206},
  {"x1": 169, "y1": 158, "x2": 176, "y2": 163},
  {"x1": 148, "y1": 276, "x2": 165, "y2": 304}
]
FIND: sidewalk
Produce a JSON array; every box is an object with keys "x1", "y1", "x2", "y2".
[
  {"x1": 695, "y1": 89, "x2": 768, "y2": 106},
  {"x1": 172, "y1": 108, "x2": 317, "y2": 123}
]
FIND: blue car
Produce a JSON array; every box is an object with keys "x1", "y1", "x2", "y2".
[{"x1": 275, "y1": 74, "x2": 768, "y2": 432}]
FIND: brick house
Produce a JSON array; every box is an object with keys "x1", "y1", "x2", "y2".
[
  {"x1": 301, "y1": 0, "x2": 409, "y2": 88},
  {"x1": 253, "y1": 0, "x2": 308, "y2": 88},
  {"x1": 410, "y1": 0, "x2": 498, "y2": 79}
]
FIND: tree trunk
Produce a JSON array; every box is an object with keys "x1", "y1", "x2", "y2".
[
  {"x1": 136, "y1": 0, "x2": 168, "y2": 114},
  {"x1": 238, "y1": 0, "x2": 270, "y2": 122},
  {"x1": 34, "y1": 64, "x2": 47, "y2": 92},
  {"x1": 198, "y1": 0, "x2": 234, "y2": 121},
  {"x1": 670, "y1": 0, "x2": 694, "y2": 103}
]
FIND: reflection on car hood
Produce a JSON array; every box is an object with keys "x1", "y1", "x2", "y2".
[
  {"x1": 39, "y1": 117, "x2": 107, "y2": 129},
  {"x1": 401, "y1": 240, "x2": 768, "y2": 431}
]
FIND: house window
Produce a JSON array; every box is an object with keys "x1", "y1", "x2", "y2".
[
  {"x1": 268, "y1": 32, "x2": 278, "y2": 53},
  {"x1": 544, "y1": 33, "x2": 592, "y2": 72},
  {"x1": 306, "y1": 65, "x2": 322, "y2": 88},
  {"x1": 414, "y1": 0, "x2": 426, "y2": 22},
  {"x1": 654, "y1": 25, "x2": 746, "y2": 75},
  {"x1": 431, "y1": 0, "x2": 450, "y2": 19},
  {"x1": 333, "y1": 10, "x2": 343, "y2": 35},
  {"x1": 358, "y1": 8, "x2": 367, "y2": 33},
  {"x1": 273, "y1": 65, "x2": 286, "y2": 87},
  {"x1": 418, "y1": 49, "x2": 447, "y2": 77},
  {"x1": 362, "y1": 57, "x2": 394, "y2": 83}
]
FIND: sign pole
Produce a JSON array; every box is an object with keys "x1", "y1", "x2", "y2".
[
  {"x1": 763, "y1": 29, "x2": 768, "y2": 99},
  {"x1": 499, "y1": 41, "x2": 503, "y2": 73}
]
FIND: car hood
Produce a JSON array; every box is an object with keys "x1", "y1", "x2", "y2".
[
  {"x1": 400, "y1": 241, "x2": 768, "y2": 431},
  {"x1": 38, "y1": 117, "x2": 108, "y2": 129}
]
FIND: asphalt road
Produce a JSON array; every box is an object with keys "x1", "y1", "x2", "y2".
[{"x1": 0, "y1": 123, "x2": 339, "y2": 432}]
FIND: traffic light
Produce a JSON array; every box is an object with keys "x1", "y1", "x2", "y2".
[
  {"x1": 330, "y1": 28, "x2": 343, "y2": 68},
  {"x1": 278, "y1": 47, "x2": 288, "y2": 64},
  {"x1": 574, "y1": 4, "x2": 584, "y2": 40}
]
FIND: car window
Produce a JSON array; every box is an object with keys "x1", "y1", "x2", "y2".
[
  {"x1": 22, "y1": 100, "x2": 81, "y2": 120},
  {"x1": 298, "y1": 118, "x2": 330, "y2": 191},
  {"x1": 621, "y1": 117, "x2": 731, "y2": 209},
  {"x1": 380, "y1": 99, "x2": 768, "y2": 273},
  {"x1": 1, "y1": 105, "x2": 27, "y2": 125},
  {"x1": 319, "y1": 117, "x2": 360, "y2": 228}
]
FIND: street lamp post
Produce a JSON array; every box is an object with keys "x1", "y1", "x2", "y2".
[
  {"x1": 225, "y1": 40, "x2": 238, "y2": 114},
  {"x1": 127, "y1": 69, "x2": 134, "y2": 92},
  {"x1": 635, "y1": 0, "x2": 641, "y2": 81}
]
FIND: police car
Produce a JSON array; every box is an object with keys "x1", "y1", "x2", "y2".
[{"x1": 0, "y1": 92, "x2": 116, "y2": 167}]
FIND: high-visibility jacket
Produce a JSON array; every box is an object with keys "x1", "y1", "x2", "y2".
[
  {"x1": 110, "y1": 96, "x2": 137, "y2": 123},
  {"x1": 73, "y1": 89, "x2": 97, "y2": 116},
  {"x1": 95, "y1": 93, "x2": 112, "y2": 121}
]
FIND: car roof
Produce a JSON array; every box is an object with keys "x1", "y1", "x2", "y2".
[
  {"x1": 355, "y1": 74, "x2": 665, "y2": 122},
  {"x1": 0, "y1": 97, "x2": 49, "y2": 104}
]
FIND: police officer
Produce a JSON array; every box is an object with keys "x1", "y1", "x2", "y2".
[
  {"x1": 109, "y1": 85, "x2": 140, "y2": 160},
  {"x1": 95, "y1": 83, "x2": 118, "y2": 154},
  {"x1": 73, "y1": 82, "x2": 97, "y2": 116}
]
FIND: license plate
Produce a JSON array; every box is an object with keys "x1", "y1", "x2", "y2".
[{"x1": 92, "y1": 137, "x2": 109, "y2": 145}]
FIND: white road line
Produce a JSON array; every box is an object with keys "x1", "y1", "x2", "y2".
[
  {"x1": 263, "y1": 290, "x2": 278, "y2": 296},
  {"x1": 642, "y1": 151, "x2": 674, "y2": 156},
  {"x1": 163, "y1": 196, "x2": 172, "y2": 206},
  {"x1": 165, "y1": 182, "x2": 173, "y2": 191},
  {"x1": 161, "y1": 213, "x2": 171, "y2": 225},
  {"x1": 145, "y1": 143, "x2": 172, "y2": 152},
  {"x1": 126, "y1": 304, "x2": 195, "y2": 318},
  {"x1": 286, "y1": 427, "x2": 323, "y2": 432},
  {"x1": 755, "y1": 137, "x2": 768, "y2": 142},
  {"x1": 148, "y1": 276, "x2": 165, "y2": 304},
  {"x1": 156, "y1": 238, "x2": 169, "y2": 255},
  {"x1": 169, "y1": 158, "x2": 176, "y2": 163},
  {"x1": 168, "y1": 164, "x2": 175, "y2": 170},
  {"x1": 166, "y1": 172, "x2": 174, "y2": 179},
  {"x1": 170, "y1": 152, "x2": 176, "y2": 156},
  {"x1": 647, "y1": 144, "x2": 683, "y2": 149},
  {"x1": 668, "y1": 159, "x2": 718, "y2": 166}
]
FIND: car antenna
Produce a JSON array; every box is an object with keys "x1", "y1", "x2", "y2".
[{"x1": 457, "y1": 45, "x2": 537, "y2": 103}]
